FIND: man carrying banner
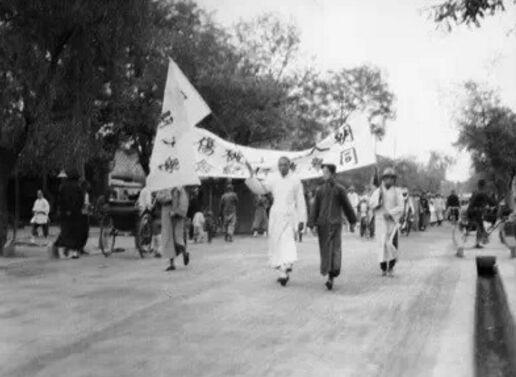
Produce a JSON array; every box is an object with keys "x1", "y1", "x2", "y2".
[
  {"x1": 245, "y1": 157, "x2": 306, "y2": 286},
  {"x1": 308, "y1": 163, "x2": 357, "y2": 290},
  {"x1": 159, "y1": 186, "x2": 190, "y2": 271},
  {"x1": 369, "y1": 167, "x2": 404, "y2": 277}
]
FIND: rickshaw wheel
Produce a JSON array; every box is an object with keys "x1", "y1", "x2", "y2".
[
  {"x1": 135, "y1": 213, "x2": 153, "y2": 258},
  {"x1": 99, "y1": 216, "x2": 116, "y2": 257}
]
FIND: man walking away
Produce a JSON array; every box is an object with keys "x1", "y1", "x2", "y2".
[
  {"x1": 308, "y1": 163, "x2": 356, "y2": 290},
  {"x1": 220, "y1": 184, "x2": 238, "y2": 242},
  {"x1": 245, "y1": 157, "x2": 306, "y2": 287},
  {"x1": 468, "y1": 180, "x2": 494, "y2": 248},
  {"x1": 446, "y1": 190, "x2": 460, "y2": 222},
  {"x1": 369, "y1": 168, "x2": 404, "y2": 277}
]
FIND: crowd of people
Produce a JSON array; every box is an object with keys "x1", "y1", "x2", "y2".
[{"x1": 27, "y1": 159, "x2": 501, "y2": 290}]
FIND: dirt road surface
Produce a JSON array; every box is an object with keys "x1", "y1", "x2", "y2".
[{"x1": 0, "y1": 226, "x2": 476, "y2": 377}]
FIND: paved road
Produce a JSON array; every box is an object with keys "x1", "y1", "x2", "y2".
[{"x1": 1, "y1": 226, "x2": 469, "y2": 377}]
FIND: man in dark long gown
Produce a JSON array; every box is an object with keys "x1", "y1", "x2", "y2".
[
  {"x1": 53, "y1": 170, "x2": 84, "y2": 259},
  {"x1": 308, "y1": 163, "x2": 357, "y2": 290}
]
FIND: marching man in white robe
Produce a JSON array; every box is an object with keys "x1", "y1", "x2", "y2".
[
  {"x1": 369, "y1": 167, "x2": 405, "y2": 277},
  {"x1": 245, "y1": 157, "x2": 307, "y2": 286}
]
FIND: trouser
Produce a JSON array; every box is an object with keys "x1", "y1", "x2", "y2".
[
  {"x1": 32, "y1": 223, "x2": 49, "y2": 238},
  {"x1": 223, "y1": 213, "x2": 237, "y2": 236}
]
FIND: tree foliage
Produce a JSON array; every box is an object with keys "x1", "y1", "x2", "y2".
[
  {"x1": 432, "y1": 0, "x2": 509, "y2": 29},
  {"x1": 455, "y1": 81, "x2": 516, "y2": 197}
]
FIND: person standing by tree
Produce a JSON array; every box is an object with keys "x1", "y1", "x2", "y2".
[
  {"x1": 53, "y1": 170, "x2": 84, "y2": 259},
  {"x1": 245, "y1": 157, "x2": 306, "y2": 287},
  {"x1": 369, "y1": 168, "x2": 404, "y2": 277},
  {"x1": 30, "y1": 190, "x2": 50, "y2": 244},
  {"x1": 308, "y1": 163, "x2": 357, "y2": 290},
  {"x1": 220, "y1": 184, "x2": 239, "y2": 242},
  {"x1": 78, "y1": 179, "x2": 91, "y2": 255}
]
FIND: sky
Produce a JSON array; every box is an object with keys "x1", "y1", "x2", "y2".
[{"x1": 196, "y1": 0, "x2": 516, "y2": 181}]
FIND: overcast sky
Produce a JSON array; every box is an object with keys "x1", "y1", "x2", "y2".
[{"x1": 196, "y1": 0, "x2": 516, "y2": 181}]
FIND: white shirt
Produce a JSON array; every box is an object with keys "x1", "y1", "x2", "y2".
[
  {"x1": 31, "y1": 198, "x2": 50, "y2": 224},
  {"x1": 246, "y1": 172, "x2": 307, "y2": 224}
]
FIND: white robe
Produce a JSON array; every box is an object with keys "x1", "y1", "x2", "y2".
[
  {"x1": 246, "y1": 172, "x2": 307, "y2": 269},
  {"x1": 369, "y1": 184, "x2": 404, "y2": 263}
]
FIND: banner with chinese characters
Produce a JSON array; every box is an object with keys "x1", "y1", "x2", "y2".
[
  {"x1": 192, "y1": 112, "x2": 376, "y2": 180},
  {"x1": 146, "y1": 59, "x2": 209, "y2": 191}
]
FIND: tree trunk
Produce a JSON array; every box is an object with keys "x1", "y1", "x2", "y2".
[{"x1": 0, "y1": 156, "x2": 15, "y2": 256}]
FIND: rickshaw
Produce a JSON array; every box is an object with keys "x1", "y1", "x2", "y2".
[{"x1": 97, "y1": 179, "x2": 154, "y2": 258}]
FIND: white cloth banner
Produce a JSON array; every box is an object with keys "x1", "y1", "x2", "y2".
[
  {"x1": 192, "y1": 112, "x2": 376, "y2": 180},
  {"x1": 146, "y1": 59, "x2": 210, "y2": 191}
]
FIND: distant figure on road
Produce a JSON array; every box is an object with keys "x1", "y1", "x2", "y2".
[
  {"x1": 30, "y1": 189, "x2": 50, "y2": 244},
  {"x1": 192, "y1": 211, "x2": 207, "y2": 243},
  {"x1": 245, "y1": 157, "x2": 307, "y2": 287},
  {"x1": 308, "y1": 163, "x2": 356, "y2": 290},
  {"x1": 220, "y1": 184, "x2": 238, "y2": 242},
  {"x1": 252, "y1": 194, "x2": 269, "y2": 237},
  {"x1": 369, "y1": 167, "x2": 404, "y2": 277},
  {"x1": 446, "y1": 190, "x2": 460, "y2": 222},
  {"x1": 157, "y1": 186, "x2": 189, "y2": 271},
  {"x1": 347, "y1": 186, "x2": 359, "y2": 232},
  {"x1": 419, "y1": 193, "x2": 430, "y2": 231}
]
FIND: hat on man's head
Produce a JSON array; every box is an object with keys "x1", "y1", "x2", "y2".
[
  {"x1": 381, "y1": 167, "x2": 397, "y2": 179},
  {"x1": 321, "y1": 163, "x2": 337, "y2": 175}
]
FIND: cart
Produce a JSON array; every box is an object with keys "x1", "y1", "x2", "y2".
[{"x1": 98, "y1": 180, "x2": 153, "y2": 258}]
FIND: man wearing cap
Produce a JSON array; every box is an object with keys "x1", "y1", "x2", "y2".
[
  {"x1": 308, "y1": 163, "x2": 357, "y2": 290},
  {"x1": 220, "y1": 183, "x2": 239, "y2": 242},
  {"x1": 369, "y1": 167, "x2": 404, "y2": 276},
  {"x1": 245, "y1": 157, "x2": 307, "y2": 286}
]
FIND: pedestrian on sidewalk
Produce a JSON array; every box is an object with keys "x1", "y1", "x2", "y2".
[
  {"x1": 308, "y1": 163, "x2": 356, "y2": 290},
  {"x1": 220, "y1": 183, "x2": 238, "y2": 242},
  {"x1": 30, "y1": 189, "x2": 50, "y2": 244},
  {"x1": 159, "y1": 186, "x2": 190, "y2": 271},
  {"x1": 369, "y1": 167, "x2": 404, "y2": 277},
  {"x1": 245, "y1": 157, "x2": 307, "y2": 287}
]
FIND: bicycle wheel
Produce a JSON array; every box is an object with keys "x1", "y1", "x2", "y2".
[
  {"x1": 99, "y1": 216, "x2": 115, "y2": 257},
  {"x1": 135, "y1": 213, "x2": 153, "y2": 258}
]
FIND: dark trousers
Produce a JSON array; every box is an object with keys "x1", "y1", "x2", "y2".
[{"x1": 32, "y1": 223, "x2": 49, "y2": 238}]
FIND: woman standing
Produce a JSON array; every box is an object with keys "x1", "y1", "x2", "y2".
[{"x1": 160, "y1": 186, "x2": 189, "y2": 271}]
